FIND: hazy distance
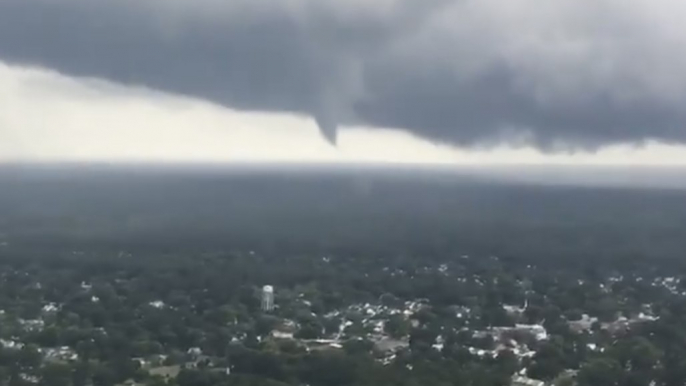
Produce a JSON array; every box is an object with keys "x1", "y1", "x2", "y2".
[{"x1": 2, "y1": 164, "x2": 685, "y2": 262}]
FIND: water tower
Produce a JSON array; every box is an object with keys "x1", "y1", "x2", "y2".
[{"x1": 261, "y1": 285, "x2": 274, "y2": 312}]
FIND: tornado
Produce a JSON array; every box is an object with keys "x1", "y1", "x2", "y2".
[{"x1": 314, "y1": 113, "x2": 338, "y2": 146}]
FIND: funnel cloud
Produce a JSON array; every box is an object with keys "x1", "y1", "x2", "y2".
[
  {"x1": 1, "y1": 0, "x2": 686, "y2": 149},
  {"x1": 315, "y1": 114, "x2": 338, "y2": 146}
]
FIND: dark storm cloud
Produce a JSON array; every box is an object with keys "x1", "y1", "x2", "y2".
[{"x1": 1, "y1": 0, "x2": 685, "y2": 148}]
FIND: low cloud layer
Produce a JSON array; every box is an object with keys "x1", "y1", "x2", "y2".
[
  {"x1": 0, "y1": 62, "x2": 470, "y2": 164},
  {"x1": 1, "y1": 0, "x2": 686, "y2": 149}
]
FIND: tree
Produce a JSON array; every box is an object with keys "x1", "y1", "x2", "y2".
[
  {"x1": 323, "y1": 317, "x2": 342, "y2": 336},
  {"x1": 494, "y1": 350, "x2": 519, "y2": 377},
  {"x1": 41, "y1": 363, "x2": 72, "y2": 386},
  {"x1": 72, "y1": 361, "x2": 93, "y2": 386},
  {"x1": 33, "y1": 326, "x2": 59, "y2": 347},
  {"x1": 18, "y1": 344, "x2": 42, "y2": 369},
  {"x1": 148, "y1": 376, "x2": 169, "y2": 386},
  {"x1": 255, "y1": 315, "x2": 279, "y2": 337},
  {"x1": 619, "y1": 336, "x2": 662, "y2": 372},
  {"x1": 409, "y1": 327, "x2": 438, "y2": 353},
  {"x1": 92, "y1": 364, "x2": 117, "y2": 386},
  {"x1": 385, "y1": 315, "x2": 411, "y2": 339},
  {"x1": 0, "y1": 367, "x2": 9, "y2": 385},
  {"x1": 577, "y1": 358, "x2": 623, "y2": 386},
  {"x1": 527, "y1": 342, "x2": 566, "y2": 381},
  {"x1": 342, "y1": 338, "x2": 374, "y2": 356},
  {"x1": 298, "y1": 352, "x2": 356, "y2": 386},
  {"x1": 553, "y1": 373, "x2": 576, "y2": 386},
  {"x1": 295, "y1": 322, "x2": 322, "y2": 340}
]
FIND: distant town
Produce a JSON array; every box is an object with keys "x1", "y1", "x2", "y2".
[{"x1": 0, "y1": 249, "x2": 678, "y2": 386}]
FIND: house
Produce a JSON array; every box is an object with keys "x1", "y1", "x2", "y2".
[
  {"x1": 272, "y1": 330, "x2": 294, "y2": 339},
  {"x1": 373, "y1": 337, "x2": 409, "y2": 353},
  {"x1": 120, "y1": 380, "x2": 145, "y2": 386},
  {"x1": 514, "y1": 324, "x2": 548, "y2": 341},
  {"x1": 271, "y1": 319, "x2": 298, "y2": 339},
  {"x1": 187, "y1": 347, "x2": 203, "y2": 357},
  {"x1": 568, "y1": 314, "x2": 598, "y2": 333},
  {"x1": 42, "y1": 303, "x2": 60, "y2": 313},
  {"x1": 503, "y1": 299, "x2": 527, "y2": 317},
  {"x1": 0, "y1": 339, "x2": 24, "y2": 349},
  {"x1": 44, "y1": 346, "x2": 78, "y2": 362},
  {"x1": 601, "y1": 318, "x2": 630, "y2": 334},
  {"x1": 491, "y1": 324, "x2": 548, "y2": 341},
  {"x1": 149, "y1": 300, "x2": 165, "y2": 309},
  {"x1": 634, "y1": 312, "x2": 659, "y2": 322},
  {"x1": 148, "y1": 365, "x2": 181, "y2": 379},
  {"x1": 19, "y1": 319, "x2": 45, "y2": 331},
  {"x1": 511, "y1": 375, "x2": 545, "y2": 386},
  {"x1": 19, "y1": 373, "x2": 40, "y2": 384}
]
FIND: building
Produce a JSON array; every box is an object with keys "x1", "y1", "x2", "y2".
[
  {"x1": 503, "y1": 298, "x2": 528, "y2": 317},
  {"x1": 272, "y1": 330, "x2": 294, "y2": 339},
  {"x1": 511, "y1": 375, "x2": 545, "y2": 386},
  {"x1": 491, "y1": 323, "x2": 548, "y2": 342},
  {"x1": 568, "y1": 314, "x2": 598, "y2": 333},
  {"x1": 514, "y1": 324, "x2": 548, "y2": 341},
  {"x1": 262, "y1": 285, "x2": 275, "y2": 312},
  {"x1": 187, "y1": 347, "x2": 203, "y2": 357}
]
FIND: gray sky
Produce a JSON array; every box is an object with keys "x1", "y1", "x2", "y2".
[{"x1": 1, "y1": 0, "x2": 686, "y2": 163}]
